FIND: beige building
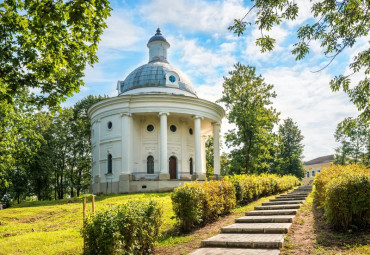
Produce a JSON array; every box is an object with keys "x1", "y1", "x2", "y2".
[{"x1": 302, "y1": 155, "x2": 334, "y2": 185}]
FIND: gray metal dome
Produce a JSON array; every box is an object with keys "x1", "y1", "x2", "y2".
[
  {"x1": 147, "y1": 28, "x2": 169, "y2": 45},
  {"x1": 118, "y1": 61, "x2": 197, "y2": 96}
]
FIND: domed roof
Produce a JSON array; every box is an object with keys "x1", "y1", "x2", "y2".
[
  {"x1": 118, "y1": 61, "x2": 197, "y2": 96},
  {"x1": 147, "y1": 28, "x2": 169, "y2": 45},
  {"x1": 117, "y1": 29, "x2": 197, "y2": 97}
]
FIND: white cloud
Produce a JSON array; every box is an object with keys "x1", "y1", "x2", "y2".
[
  {"x1": 100, "y1": 9, "x2": 145, "y2": 50},
  {"x1": 264, "y1": 66, "x2": 359, "y2": 160},
  {"x1": 170, "y1": 36, "x2": 236, "y2": 79},
  {"x1": 140, "y1": 0, "x2": 248, "y2": 34}
]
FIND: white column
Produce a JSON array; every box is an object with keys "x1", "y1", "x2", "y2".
[
  {"x1": 193, "y1": 116, "x2": 202, "y2": 174},
  {"x1": 121, "y1": 113, "x2": 132, "y2": 174},
  {"x1": 96, "y1": 120, "x2": 101, "y2": 176},
  {"x1": 159, "y1": 112, "x2": 169, "y2": 173},
  {"x1": 212, "y1": 122, "x2": 221, "y2": 176}
]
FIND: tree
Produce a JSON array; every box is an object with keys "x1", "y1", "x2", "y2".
[
  {"x1": 334, "y1": 117, "x2": 370, "y2": 166},
  {"x1": 0, "y1": 0, "x2": 111, "y2": 108},
  {"x1": 205, "y1": 136, "x2": 214, "y2": 178},
  {"x1": 229, "y1": 0, "x2": 370, "y2": 121},
  {"x1": 277, "y1": 118, "x2": 305, "y2": 178},
  {"x1": 219, "y1": 63, "x2": 280, "y2": 174}
]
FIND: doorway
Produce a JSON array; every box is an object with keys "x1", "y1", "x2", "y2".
[{"x1": 169, "y1": 156, "x2": 177, "y2": 179}]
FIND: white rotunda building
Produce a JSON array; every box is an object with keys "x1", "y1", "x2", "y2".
[{"x1": 88, "y1": 29, "x2": 225, "y2": 194}]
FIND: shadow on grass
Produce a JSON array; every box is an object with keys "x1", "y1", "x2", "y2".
[
  {"x1": 312, "y1": 197, "x2": 370, "y2": 249},
  {"x1": 8, "y1": 192, "x2": 172, "y2": 209}
]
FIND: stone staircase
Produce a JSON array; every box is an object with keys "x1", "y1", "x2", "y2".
[{"x1": 190, "y1": 186, "x2": 312, "y2": 255}]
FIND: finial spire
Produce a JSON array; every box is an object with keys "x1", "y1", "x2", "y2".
[{"x1": 156, "y1": 28, "x2": 161, "y2": 34}]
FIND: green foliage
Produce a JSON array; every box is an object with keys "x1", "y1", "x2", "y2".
[
  {"x1": 171, "y1": 174, "x2": 299, "y2": 232},
  {"x1": 171, "y1": 180, "x2": 236, "y2": 232},
  {"x1": 229, "y1": 0, "x2": 370, "y2": 120},
  {"x1": 0, "y1": 0, "x2": 111, "y2": 109},
  {"x1": 314, "y1": 164, "x2": 370, "y2": 230},
  {"x1": 82, "y1": 200, "x2": 162, "y2": 255},
  {"x1": 225, "y1": 173, "x2": 300, "y2": 205},
  {"x1": 205, "y1": 136, "x2": 214, "y2": 178},
  {"x1": 276, "y1": 118, "x2": 305, "y2": 178},
  {"x1": 219, "y1": 63, "x2": 279, "y2": 174},
  {"x1": 334, "y1": 117, "x2": 370, "y2": 166}
]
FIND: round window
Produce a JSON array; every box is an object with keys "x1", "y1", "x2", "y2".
[
  {"x1": 170, "y1": 125, "x2": 177, "y2": 132},
  {"x1": 147, "y1": 124, "x2": 154, "y2": 132},
  {"x1": 107, "y1": 121, "x2": 112, "y2": 129},
  {"x1": 189, "y1": 128, "x2": 193, "y2": 135},
  {"x1": 169, "y1": 75, "x2": 176, "y2": 83}
]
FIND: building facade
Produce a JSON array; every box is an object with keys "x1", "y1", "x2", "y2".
[
  {"x1": 88, "y1": 29, "x2": 225, "y2": 194},
  {"x1": 302, "y1": 155, "x2": 334, "y2": 185}
]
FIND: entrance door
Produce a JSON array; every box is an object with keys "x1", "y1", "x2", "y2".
[{"x1": 169, "y1": 156, "x2": 177, "y2": 179}]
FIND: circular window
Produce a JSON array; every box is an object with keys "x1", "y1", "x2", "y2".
[
  {"x1": 169, "y1": 75, "x2": 176, "y2": 83},
  {"x1": 107, "y1": 121, "x2": 112, "y2": 129},
  {"x1": 170, "y1": 125, "x2": 177, "y2": 132},
  {"x1": 147, "y1": 124, "x2": 154, "y2": 132},
  {"x1": 189, "y1": 128, "x2": 193, "y2": 135}
]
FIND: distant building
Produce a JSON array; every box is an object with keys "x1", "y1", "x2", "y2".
[{"x1": 302, "y1": 155, "x2": 334, "y2": 185}]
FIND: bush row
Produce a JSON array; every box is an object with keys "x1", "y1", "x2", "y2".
[
  {"x1": 225, "y1": 174, "x2": 300, "y2": 205},
  {"x1": 314, "y1": 164, "x2": 370, "y2": 230},
  {"x1": 81, "y1": 200, "x2": 162, "y2": 255},
  {"x1": 171, "y1": 180, "x2": 236, "y2": 232},
  {"x1": 171, "y1": 174, "x2": 299, "y2": 232}
]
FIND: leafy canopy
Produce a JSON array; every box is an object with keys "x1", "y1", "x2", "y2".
[
  {"x1": 0, "y1": 0, "x2": 111, "y2": 108},
  {"x1": 219, "y1": 63, "x2": 279, "y2": 174},
  {"x1": 229, "y1": 0, "x2": 370, "y2": 121}
]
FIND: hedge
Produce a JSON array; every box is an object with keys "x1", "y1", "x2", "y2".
[
  {"x1": 171, "y1": 180, "x2": 236, "y2": 232},
  {"x1": 225, "y1": 174, "x2": 300, "y2": 205},
  {"x1": 81, "y1": 200, "x2": 162, "y2": 255},
  {"x1": 314, "y1": 164, "x2": 370, "y2": 230},
  {"x1": 171, "y1": 174, "x2": 299, "y2": 232}
]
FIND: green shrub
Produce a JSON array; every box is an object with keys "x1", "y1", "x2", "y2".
[
  {"x1": 81, "y1": 200, "x2": 162, "y2": 255},
  {"x1": 171, "y1": 180, "x2": 236, "y2": 232},
  {"x1": 171, "y1": 182, "x2": 204, "y2": 232},
  {"x1": 314, "y1": 164, "x2": 370, "y2": 230},
  {"x1": 171, "y1": 174, "x2": 299, "y2": 232},
  {"x1": 225, "y1": 174, "x2": 299, "y2": 205}
]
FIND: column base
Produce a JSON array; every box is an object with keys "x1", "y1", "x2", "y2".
[
  {"x1": 211, "y1": 174, "x2": 222, "y2": 180},
  {"x1": 158, "y1": 173, "x2": 170, "y2": 180},
  {"x1": 192, "y1": 174, "x2": 206, "y2": 181}
]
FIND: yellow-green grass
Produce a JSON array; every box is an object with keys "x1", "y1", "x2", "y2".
[{"x1": 0, "y1": 193, "x2": 175, "y2": 255}]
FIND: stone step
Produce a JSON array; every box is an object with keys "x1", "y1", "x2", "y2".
[
  {"x1": 236, "y1": 215, "x2": 295, "y2": 223},
  {"x1": 246, "y1": 209, "x2": 298, "y2": 216},
  {"x1": 275, "y1": 196, "x2": 307, "y2": 200},
  {"x1": 270, "y1": 197, "x2": 306, "y2": 201},
  {"x1": 190, "y1": 247, "x2": 280, "y2": 255},
  {"x1": 279, "y1": 194, "x2": 308, "y2": 197},
  {"x1": 254, "y1": 204, "x2": 301, "y2": 210},
  {"x1": 221, "y1": 223, "x2": 292, "y2": 234},
  {"x1": 262, "y1": 200, "x2": 304, "y2": 206},
  {"x1": 201, "y1": 233, "x2": 284, "y2": 249}
]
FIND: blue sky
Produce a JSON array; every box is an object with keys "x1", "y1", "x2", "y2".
[{"x1": 64, "y1": 0, "x2": 365, "y2": 161}]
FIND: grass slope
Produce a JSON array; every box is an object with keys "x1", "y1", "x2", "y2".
[{"x1": 0, "y1": 193, "x2": 174, "y2": 255}]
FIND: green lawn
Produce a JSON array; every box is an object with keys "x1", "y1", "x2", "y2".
[{"x1": 0, "y1": 193, "x2": 175, "y2": 255}]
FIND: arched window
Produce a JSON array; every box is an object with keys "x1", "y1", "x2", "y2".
[
  {"x1": 107, "y1": 154, "x2": 113, "y2": 174},
  {"x1": 189, "y1": 157, "x2": 193, "y2": 175},
  {"x1": 147, "y1": 156, "x2": 154, "y2": 174}
]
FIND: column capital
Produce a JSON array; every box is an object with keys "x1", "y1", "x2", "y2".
[
  {"x1": 121, "y1": 112, "x2": 132, "y2": 117},
  {"x1": 212, "y1": 121, "x2": 221, "y2": 127},
  {"x1": 158, "y1": 112, "x2": 170, "y2": 117},
  {"x1": 192, "y1": 115, "x2": 204, "y2": 120}
]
